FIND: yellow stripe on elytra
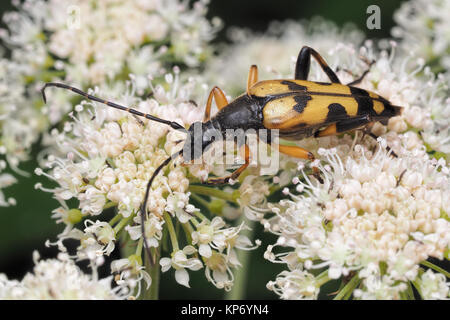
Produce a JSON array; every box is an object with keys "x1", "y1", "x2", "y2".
[
  {"x1": 372, "y1": 100, "x2": 385, "y2": 114},
  {"x1": 368, "y1": 91, "x2": 379, "y2": 99},
  {"x1": 263, "y1": 95, "x2": 359, "y2": 129},
  {"x1": 367, "y1": 91, "x2": 385, "y2": 114},
  {"x1": 304, "y1": 81, "x2": 351, "y2": 95},
  {"x1": 249, "y1": 80, "x2": 352, "y2": 97}
]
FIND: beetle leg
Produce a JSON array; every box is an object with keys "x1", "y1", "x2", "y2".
[
  {"x1": 346, "y1": 70, "x2": 369, "y2": 86},
  {"x1": 315, "y1": 124, "x2": 339, "y2": 137},
  {"x1": 205, "y1": 143, "x2": 250, "y2": 185},
  {"x1": 203, "y1": 86, "x2": 229, "y2": 122},
  {"x1": 295, "y1": 46, "x2": 341, "y2": 83},
  {"x1": 316, "y1": 117, "x2": 398, "y2": 157},
  {"x1": 364, "y1": 130, "x2": 398, "y2": 158},
  {"x1": 277, "y1": 144, "x2": 315, "y2": 160},
  {"x1": 346, "y1": 60, "x2": 375, "y2": 86},
  {"x1": 275, "y1": 144, "x2": 323, "y2": 183},
  {"x1": 247, "y1": 65, "x2": 259, "y2": 94}
]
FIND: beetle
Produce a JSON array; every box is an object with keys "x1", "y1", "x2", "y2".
[{"x1": 41, "y1": 46, "x2": 402, "y2": 261}]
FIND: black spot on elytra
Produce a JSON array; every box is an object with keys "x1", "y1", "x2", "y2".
[
  {"x1": 281, "y1": 80, "x2": 307, "y2": 91},
  {"x1": 378, "y1": 103, "x2": 403, "y2": 121},
  {"x1": 349, "y1": 87, "x2": 374, "y2": 116},
  {"x1": 314, "y1": 81, "x2": 332, "y2": 85},
  {"x1": 327, "y1": 103, "x2": 347, "y2": 120},
  {"x1": 293, "y1": 95, "x2": 312, "y2": 113},
  {"x1": 335, "y1": 114, "x2": 371, "y2": 132}
]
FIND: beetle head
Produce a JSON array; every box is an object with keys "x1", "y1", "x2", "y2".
[{"x1": 182, "y1": 121, "x2": 222, "y2": 163}]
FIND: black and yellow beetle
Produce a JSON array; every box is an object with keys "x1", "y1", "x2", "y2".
[{"x1": 41, "y1": 46, "x2": 402, "y2": 261}]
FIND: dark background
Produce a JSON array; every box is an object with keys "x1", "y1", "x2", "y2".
[{"x1": 0, "y1": 0, "x2": 406, "y2": 299}]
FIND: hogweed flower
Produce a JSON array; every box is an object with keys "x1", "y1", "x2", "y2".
[
  {"x1": 36, "y1": 73, "x2": 259, "y2": 297},
  {"x1": 111, "y1": 254, "x2": 152, "y2": 298},
  {"x1": 160, "y1": 245, "x2": 203, "y2": 288},
  {"x1": 392, "y1": 0, "x2": 450, "y2": 73},
  {"x1": 2, "y1": 0, "x2": 448, "y2": 300},
  {"x1": 264, "y1": 141, "x2": 449, "y2": 300},
  {"x1": 0, "y1": 0, "x2": 220, "y2": 198},
  {"x1": 0, "y1": 251, "x2": 122, "y2": 300}
]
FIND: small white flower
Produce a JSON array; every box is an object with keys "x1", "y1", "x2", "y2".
[
  {"x1": 111, "y1": 254, "x2": 152, "y2": 298},
  {"x1": 419, "y1": 269, "x2": 449, "y2": 300},
  {"x1": 160, "y1": 246, "x2": 203, "y2": 288},
  {"x1": 0, "y1": 252, "x2": 121, "y2": 300},
  {"x1": 268, "y1": 269, "x2": 321, "y2": 300},
  {"x1": 165, "y1": 192, "x2": 195, "y2": 224}
]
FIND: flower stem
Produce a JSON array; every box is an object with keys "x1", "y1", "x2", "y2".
[
  {"x1": 189, "y1": 185, "x2": 237, "y2": 203},
  {"x1": 143, "y1": 248, "x2": 160, "y2": 300},
  {"x1": 108, "y1": 213, "x2": 122, "y2": 226},
  {"x1": 104, "y1": 201, "x2": 117, "y2": 210},
  {"x1": 411, "y1": 279, "x2": 423, "y2": 298},
  {"x1": 163, "y1": 211, "x2": 179, "y2": 251},
  {"x1": 194, "y1": 210, "x2": 209, "y2": 223},
  {"x1": 113, "y1": 213, "x2": 135, "y2": 235},
  {"x1": 136, "y1": 237, "x2": 143, "y2": 256},
  {"x1": 225, "y1": 217, "x2": 255, "y2": 300},
  {"x1": 406, "y1": 282, "x2": 415, "y2": 300},
  {"x1": 421, "y1": 260, "x2": 450, "y2": 278},
  {"x1": 181, "y1": 222, "x2": 194, "y2": 245},
  {"x1": 190, "y1": 193, "x2": 211, "y2": 210},
  {"x1": 333, "y1": 274, "x2": 360, "y2": 300},
  {"x1": 315, "y1": 269, "x2": 332, "y2": 287}
]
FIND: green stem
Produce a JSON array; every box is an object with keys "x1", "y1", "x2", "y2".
[
  {"x1": 190, "y1": 218, "x2": 200, "y2": 227},
  {"x1": 120, "y1": 233, "x2": 134, "y2": 258},
  {"x1": 315, "y1": 270, "x2": 332, "y2": 287},
  {"x1": 135, "y1": 238, "x2": 143, "y2": 256},
  {"x1": 189, "y1": 185, "x2": 237, "y2": 203},
  {"x1": 181, "y1": 222, "x2": 195, "y2": 245},
  {"x1": 225, "y1": 218, "x2": 255, "y2": 300},
  {"x1": 406, "y1": 282, "x2": 415, "y2": 300},
  {"x1": 104, "y1": 201, "x2": 117, "y2": 210},
  {"x1": 113, "y1": 213, "x2": 135, "y2": 235},
  {"x1": 163, "y1": 212, "x2": 179, "y2": 251},
  {"x1": 333, "y1": 274, "x2": 360, "y2": 300},
  {"x1": 194, "y1": 211, "x2": 209, "y2": 223},
  {"x1": 190, "y1": 193, "x2": 211, "y2": 210},
  {"x1": 421, "y1": 260, "x2": 450, "y2": 278},
  {"x1": 143, "y1": 248, "x2": 160, "y2": 300},
  {"x1": 411, "y1": 279, "x2": 423, "y2": 298},
  {"x1": 108, "y1": 213, "x2": 122, "y2": 226}
]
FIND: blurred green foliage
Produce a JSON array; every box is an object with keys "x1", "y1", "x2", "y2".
[{"x1": 0, "y1": 0, "x2": 405, "y2": 299}]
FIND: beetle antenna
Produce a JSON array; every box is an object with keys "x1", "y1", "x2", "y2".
[
  {"x1": 140, "y1": 149, "x2": 183, "y2": 265},
  {"x1": 41, "y1": 82, "x2": 187, "y2": 132}
]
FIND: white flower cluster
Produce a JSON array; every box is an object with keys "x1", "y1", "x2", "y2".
[
  {"x1": 392, "y1": 0, "x2": 450, "y2": 72},
  {"x1": 0, "y1": 0, "x2": 220, "y2": 201},
  {"x1": 0, "y1": 251, "x2": 122, "y2": 300},
  {"x1": 1, "y1": 0, "x2": 448, "y2": 300},
  {"x1": 267, "y1": 142, "x2": 448, "y2": 299},
  {"x1": 36, "y1": 73, "x2": 258, "y2": 296}
]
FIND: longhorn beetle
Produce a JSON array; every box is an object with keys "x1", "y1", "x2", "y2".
[{"x1": 41, "y1": 46, "x2": 402, "y2": 263}]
